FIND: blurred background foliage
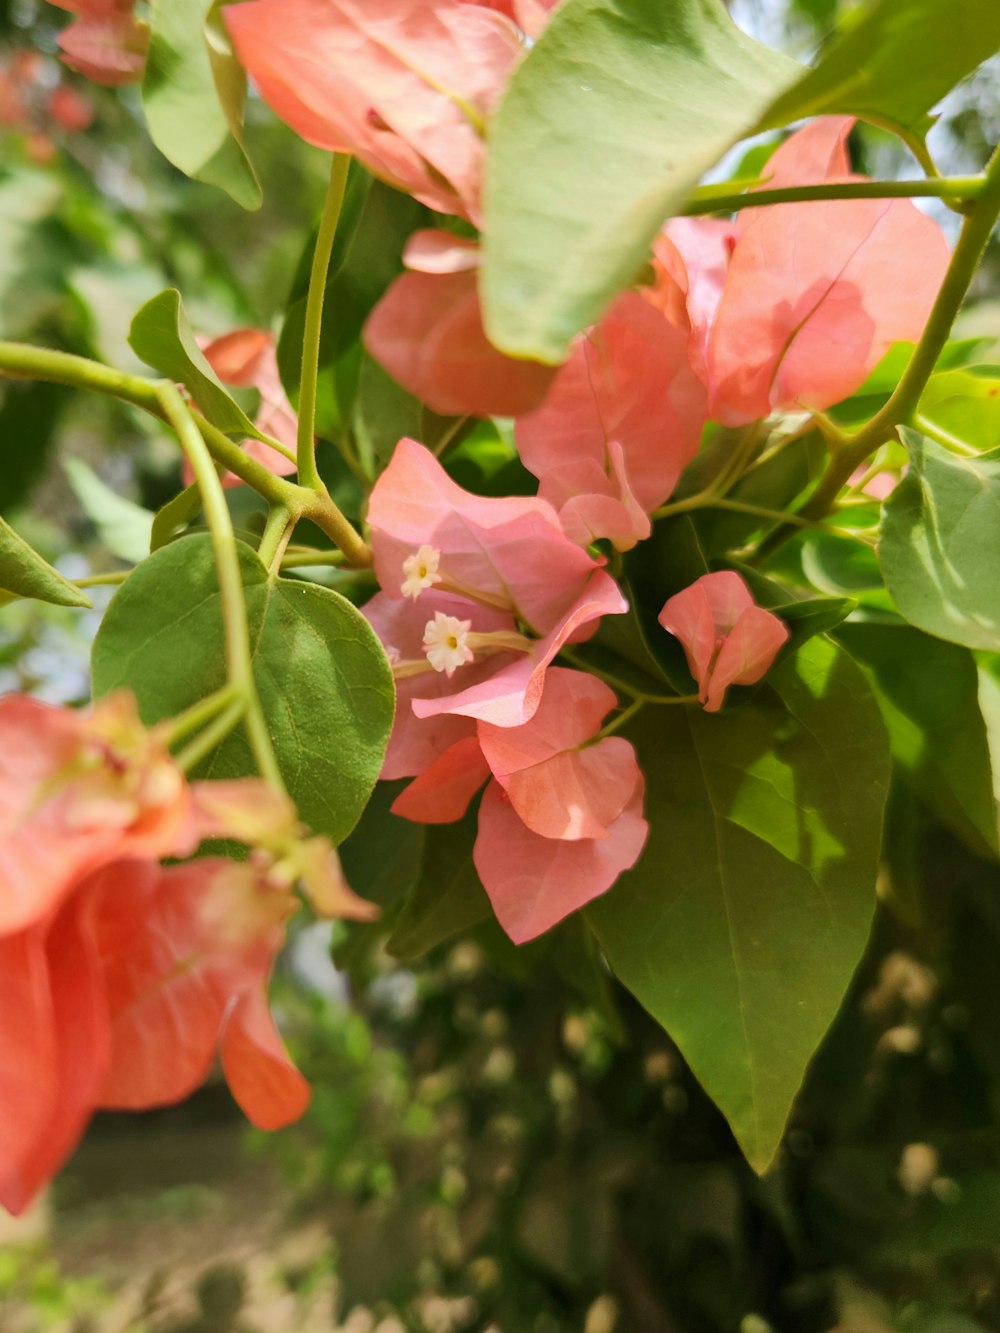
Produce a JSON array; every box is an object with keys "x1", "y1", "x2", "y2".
[{"x1": 1, "y1": 1, "x2": 1000, "y2": 1330}]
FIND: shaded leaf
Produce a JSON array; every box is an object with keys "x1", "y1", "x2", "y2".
[
  {"x1": 142, "y1": 0, "x2": 261, "y2": 209},
  {"x1": 387, "y1": 810, "x2": 491, "y2": 961},
  {"x1": 0, "y1": 516, "x2": 91, "y2": 609},
  {"x1": 880, "y1": 429, "x2": 1000, "y2": 651},
  {"x1": 64, "y1": 458, "x2": 154, "y2": 565},
  {"x1": 917, "y1": 367, "x2": 1000, "y2": 452},
  {"x1": 129, "y1": 289, "x2": 260, "y2": 437}
]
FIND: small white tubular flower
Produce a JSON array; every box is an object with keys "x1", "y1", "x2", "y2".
[
  {"x1": 401, "y1": 545, "x2": 443, "y2": 600},
  {"x1": 423, "y1": 612, "x2": 474, "y2": 677}
]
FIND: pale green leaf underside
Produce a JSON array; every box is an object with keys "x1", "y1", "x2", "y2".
[
  {"x1": 0, "y1": 515, "x2": 91, "y2": 609},
  {"x1": 588, "y1": 636, "x2": 889, "y2": 1171}
]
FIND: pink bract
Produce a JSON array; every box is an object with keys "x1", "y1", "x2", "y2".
[
  {"x1": 658, "y1": 571, "x2": 789, "y2": 713},
  {"x1": 363, "y1": 231, "x2": 556, "y2": 418},
  {"x1": 47, "y1": 1, "x2": 147, "y2": 86},
  {"x1": 515, "y1": 292, "x2": 707, "y2": 550},
  {"x1": 677, "y1": 116, "x2": 952, "y2": 423},
  {"x1": 224, "y1": 0, "x2": 521, "y2": 225}
]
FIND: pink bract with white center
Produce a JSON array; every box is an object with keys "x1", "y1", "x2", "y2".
[
  {"x1": 363, "y1": 231, "x2": 556, "y2": 418},
  {"x1": 515, "y1": 292, "x2": 707, "y2": 550},
  {"x1": 225, "y1": 0, "x2": 521, "y2": 225},
  {"x1": 368, "y1": 438, "x2": 613, "y2": 631},
  {"x1": 658, "y1": 572, "x2": 789, "y2": 713}
]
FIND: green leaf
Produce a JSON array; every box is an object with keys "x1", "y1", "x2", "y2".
[
  {"x1": 838, "y1": 620, "x2": 998, "y2": 859},
  {"x1": 386, "y1": 810, "x2": 491, "y2": 961},
  {"x1": 128, "y1": 289, "x2": 259, "y2": 437},
  {"x1": 0, "y1": 515, "x2": 91, "y2": 609},
  {"x1": 880, "y1": 429, "x2": 1000, "y2": 651},
  {"x1": 0, "y1": 380, "x2": 69, "y2": 511},
  {"x1": 150, "y1": 484, "x2": 202, "y2": 551},
  {"x1": 91, "y1": 534, "x2": 394, "y2": 843},
  {"x1": 64, "y1": 459, "x2": 154, "y2": 565},
  {"x1": 339, "y1": 779, "x2": 425, "y2": 913},
  {"x1": 917, "y1": 367, "x2": 1000, "y2": 452},
  {"x1": 142, "y1": 0, "x2": 261, "y2": 209},
  {"x1": 588, "y1": 636, "x2": 889, "y2": 1170},
  {"x1": 481, "y1": 0, "x2": 803, "y2": 362},
  {"x1": 760, "y1": 0, "x2": 1000, "y2": 140}
]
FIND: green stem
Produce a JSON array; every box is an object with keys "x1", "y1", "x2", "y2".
[
  {"x1": 592, "y1": 699, "x2": 645, "y2": 741},
  {"x1": 258, "y1": 503, "x2": 294, "y2": 573},
  {"x1": 0, "y1": 341, "x2": 372, "y2": 567},
  {"x1": 75, "y1": 571, "x2": 131, "y2": 589},
  {"x1": 297, "y1": 153, "x2": 351, "y2": 491},
  {"x1": 280, "y1": 547, "x2": 348, "y2": 570},
  {"x1": 561, "y1": 649, "x2": 698, "y2": 707},
  {"x1": 683, "y1": 174, "x2": 984, "y2": 217},
  {"x1": 753, "y1": 143, "x2": 1000, "y2": 561},
  {"x1": 166, "y1": 684, "x2": 243, "y2": 748},
  {"x1": 654, "y1": 496, "x2": 814, "y2": 528},
  {"x1": 176, "y1": 699, "x2": 247, "y2": 774}
]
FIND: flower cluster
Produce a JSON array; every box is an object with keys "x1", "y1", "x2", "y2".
[
  {"x1": 0, "y1": 692, "x2": 375, "y2": 1216},
  {"x1": 219, "y1": 0, "x2": 951, "y2": 947}
]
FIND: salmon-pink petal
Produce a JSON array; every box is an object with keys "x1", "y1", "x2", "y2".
[
  {"x1": 474, "y1": 777, "x2": 647, "y2": 943},
  {"x1": 363, "y1": 268, "x2": 555, "y2": 418},
  {"x1": 364, "y1": 590, "x2": 512, "y2": 778},
  {"x1": 221, "y1": 989, "x2": 311, "y2": 1130},
  {"x1": 515, "y1": 293, "x2": 706, "y2": 547},
  {"x1": 404, "y1": 229, "x2": 481, "y2": 275},
  {"x1": 700, "y1": 569, "x2": 757, "y2": 634},
  {"x1": 478, "y1": 669, "x2": 639, "y2": 840},
  {"x1": 8, "y1": 893, "x2": 110, "y2": 1216},
  {"x1": 760, "y1": 116, "x2": 853, "y2": 189},
  {"x1": 56, "y1": 14, "x2": 147, "y2": 86},
  {"x1": 708, "y1": 163, "x2": 950, "y2": 422},
  {"x1": 391, "y1": 737, "x2": 491, "y2": 823},
  {"x1": 0, "y1": 929, "x2": 57, "y2": 1214},
  {"x1": 225, "y1": 0, "x2": 520, "y2": 223},
  {"x1": 368, "y1": 438, "x2": 604, "y2": 632},
  {"x1": 464, "y1": 0, "x2": 556, "y2": 35},
  {"x1": 658, "y1": 217, "x2": 738, "y2": 382},
  {"x1": 703, "y1": 607, "x2": 789, "y2": 713},
  {"x1": 657, "y1": 581, "x2": 718, "y2": 691},
  {"x1": 98, "y1": 861, "x2": 277, "y2": 1111},
  {"x1": 559, "y1": 489, "x2": 650, "y2": 551},
  {"x1": 412, "y1": 571, "x2": 627, "y2": 727}
]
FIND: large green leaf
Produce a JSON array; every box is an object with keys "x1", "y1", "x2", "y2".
[
  {"x1": 588, "y1": 636, "x2": 889, "y2": 1170},
  {"x1": 91, "y1": 535, "x2": 394, "y2": 843},
  {"x1": 482, "y1": 0, "x2": 803, "y2": 361},
  {"x1": 0, "y1": 516, "x2": 91, "y2": 609},
  {"x1": 128, "y1": 289, "x2": 260, "y2": 438},
  {"x1": 142, "y1": 0, "x2": 261, "y2": 209},
  {"x1": 838, "y1": 620, "x2": 998, "y2": 859},
  {"x1": 880, "y1": 429, "x2": 1000, "y2": 652},
  {"x1": 760, "y1": 0, "x2": 1000, "y2": 140}
]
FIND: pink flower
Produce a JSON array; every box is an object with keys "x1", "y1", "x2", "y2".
[
  {"x1": 664, "y1": 117, "x2": 951, "y2": 424},
  {"x1": 364, "y1": 439, "x2": 627, "y2": 755},
  {"x1": 0, "y1": 693, "x2": 195, "y2": 938},
  {"x1": 225, "y1": 0, "x2": 521, "y2": 225},
  {"x1": 514, "y1": 292, "x2": 707, "y2": 549},
  {"x1": 47, "y1": 1, "x2": 148, "y2": 87},
  {"x1": 182, "y1": 328, "x2": 299, "y2": 489},
  {"x1": 658, "y1": 572, "x2": 789, "y2": 713},
  {"x1": 363, "y1": 230, "x2": 556, "y2": 418},
  {"x1": 0, "y1": 696, "x2": 377, "y2": 1215},
  {"x1": 392, "y1": 668, "x2": 648, "y2": 942}
]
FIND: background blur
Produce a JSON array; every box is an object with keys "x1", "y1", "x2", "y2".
[{"x1": 2, "y1": 1, "x2": 1000, "y2": 1329}]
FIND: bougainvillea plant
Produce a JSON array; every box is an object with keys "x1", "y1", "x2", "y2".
[{"x1": 1, "y1": 0, "x2": 999, "y2": 1211}]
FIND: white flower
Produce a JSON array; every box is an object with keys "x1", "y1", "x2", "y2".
[
  {"x1": 401, "y1": 545, "x2": 442, "y2": 600},
  {"x1": 422, "y1": 612, "x2": 474, "y2": 677}
]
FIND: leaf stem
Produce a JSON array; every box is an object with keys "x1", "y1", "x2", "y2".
[
  {"x1": 297, "y1": 153, "x2": 351, "y2": 491},
  {"x1": 0, "y1": 341, "x2": 373, "y2": 567},
  {"x1": 683, "y1": 174, "x2": 984, "y2": 217},
  {"x1": 258, "y1": 503, "x2": 295, "y2": 573},
  {"x1": 165, "y1": 684, "x2": 243, "y2": 748}
]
